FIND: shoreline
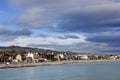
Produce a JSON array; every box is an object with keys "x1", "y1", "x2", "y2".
[{"x1": 0, "y1": 59, "x2": 120, "y2": 69}]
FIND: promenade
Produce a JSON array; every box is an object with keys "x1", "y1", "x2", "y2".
[{"x1": 0, "y1": 59, "x2": 120, "y2": 69}]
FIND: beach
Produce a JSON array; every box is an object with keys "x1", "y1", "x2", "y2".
[{"x1": 0, "y1": 59, "x2": 120, "y2": 69}]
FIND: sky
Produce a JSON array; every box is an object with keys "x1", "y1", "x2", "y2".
[{"x1": 0, "y1": 0, "x2": 120, "y2": 53}]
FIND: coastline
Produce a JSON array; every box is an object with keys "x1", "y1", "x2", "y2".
[{"x1": 0, "y1": 59, "x2": 120, "y2": 69}]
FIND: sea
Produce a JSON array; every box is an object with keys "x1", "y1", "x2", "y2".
[{"x1": 0, "y1": 61, "x2": 120, "y2": 80}]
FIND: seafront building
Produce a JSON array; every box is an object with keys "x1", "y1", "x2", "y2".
[
  {"x1": 15, "y1": 54, "x2": 22, "y2": 62},
  {"x1": 0, "y1": 49, "x2": 120, "y2": 64}
]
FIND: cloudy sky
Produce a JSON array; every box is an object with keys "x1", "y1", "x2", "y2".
[{"x1": 0, "y1": 0, "x2": 120, "y2": 53}]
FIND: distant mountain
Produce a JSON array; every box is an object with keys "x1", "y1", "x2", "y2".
[
  {"x1": 0, "y1": 46, "x2": 5, "y2": 49},
  {"x1": 0, "y1": 45, "x2": 73, "y2": 54}
]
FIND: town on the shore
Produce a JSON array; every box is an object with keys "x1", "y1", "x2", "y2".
[{"x1": 0, "y1": 46, "x2": 120, "y2": 64}]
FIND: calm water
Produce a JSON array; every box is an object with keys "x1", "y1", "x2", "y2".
[{"x1": 0, "y1": 61, "x2": 120, "y2": 80}]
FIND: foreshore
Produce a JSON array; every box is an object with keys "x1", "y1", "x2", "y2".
[{"x1": 0, "y1": 59, "x2": 120, "y2": 69}]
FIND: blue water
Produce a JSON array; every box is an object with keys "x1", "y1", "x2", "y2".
[{"x1": 0, "y1": 61, "x2": 120, "y2": 80}]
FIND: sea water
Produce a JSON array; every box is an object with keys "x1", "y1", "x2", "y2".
[{"x1": 0, "y1": 61, "x2": 120, "y2": 80}]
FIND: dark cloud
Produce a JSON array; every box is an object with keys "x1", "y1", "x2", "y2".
[
  {"x1": 0, "y1": 28, "x2": 32, "y2": 42},
  {"x1": 38, "y1": 34, "x2": 48, "y2": 38},
  {"x1": 0, "y1": 28, "x2": 32, "y2": 36},
  {"x1": 14, "y1": 29, "x2": 32, "y2": 36},
  {"x1": 102, "y1": 49, "x2": 120, "y2": 53},
  {"x1": 8, "y1": 0, "x2": 120, "y2": 33},
  {"x1": 9, "y1": 0, "x2": 119, "y2": 29},
  {"x1": 65, "y1": 35, "x2": 79, "y2": 39},
  {"x1": 56, "y1": 4, "x2": 120, "y2": 33},
  {"x1": 58, "y1": 35, "x2": 79, "y2": 39},
  {"x1": 87, "y1": 35, "x2": 120, "y2": 48}
]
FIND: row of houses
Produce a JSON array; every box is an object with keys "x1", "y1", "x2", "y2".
[
  {"x1": 6, "y1": 52, "x2": 90, "y2": 63},
  {"x1": 7, "y1": 52, "x2": 65, "y2": 63},
  {"x1": 1, "y1": 52, "x2": 120, "y2": 63}
]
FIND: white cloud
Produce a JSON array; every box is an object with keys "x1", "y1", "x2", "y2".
[{"x1": 0, "y1": 35, "x2": 86, "y2": 46}]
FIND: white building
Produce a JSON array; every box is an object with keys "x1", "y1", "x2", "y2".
[
  {"x1": 75, "y1": 54, "x2": 89, "y2": 60},
  {"x1": 54, "y1": 53, "x2": 65, "y2": 60},
  {"x1": 27, "y1": 52, "x2": 34, "y2": 59},
  {"x1": 26, "y1": 52, "x2": 40, "y2": 62},
  {"x1": 80, "y1": 55, "x2": 89, "y2": 60},
  {"x1": 15, "y1": 54, "x2": 22, "y2": 62},
  {"x1": 110, "y1": 56, "x2": 118, "y2": 60}
]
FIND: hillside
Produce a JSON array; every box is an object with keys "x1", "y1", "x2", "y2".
[{"x1": 0, "y1": 45, "x2": 74, "y2": 54}]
